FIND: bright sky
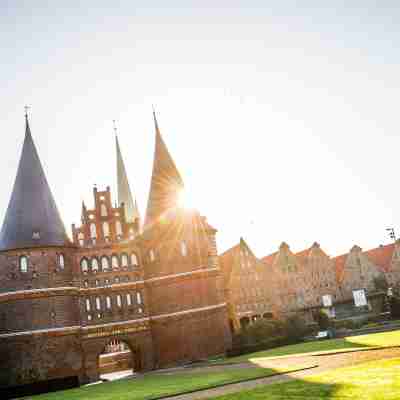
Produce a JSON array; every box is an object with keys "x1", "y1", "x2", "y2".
[{"x1": 2, "y1": 1, "x2": 400, "y2": 258}]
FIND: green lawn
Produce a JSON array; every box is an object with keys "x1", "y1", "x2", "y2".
[
  {"x1": 214, "y1": 357, "x2": 400, "y2": 399},
  {"x1": 223, "y1": 330, "x2": 400, "y2": 363},
  {"x1": 30, "y1": 365, "x2": 305, "y2": 400}
]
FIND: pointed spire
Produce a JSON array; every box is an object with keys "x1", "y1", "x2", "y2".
[
  {"x1": 144, "y1": 110, "x2": 184, "y2": 228},
  {"x1": 114, "y1": 122, "x2": 141, "y2": 227},
  {"x1": 0, "y1": 113, "x2": 69, "y2": 251}
]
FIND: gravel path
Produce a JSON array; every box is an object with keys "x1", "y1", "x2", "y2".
[{"x1": 160, "y1": 347, "x2": 400, "y2": 400}]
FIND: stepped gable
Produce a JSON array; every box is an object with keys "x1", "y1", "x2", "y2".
[
  {"x1": 144, "y1": 111, "x2": 184, "y2": 228},
  {"x1": 295, "y1": 242, "x2": 329, "y2": 264},
  {"x1": 116, "y1": 134, "x2": 141, "y2": 226},
  {"x1": 0, "y1": 115, "x2": 69, "y2": 251}
]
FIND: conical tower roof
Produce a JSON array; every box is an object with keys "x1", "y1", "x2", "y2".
[
  {"x1": 0, "y1": 115, "x2": 69, "y2": 251},
  {"x1": 144, "y1": 111, "x2": 184, "y2": 228},
  {"x1": 116, "y1": 134, "x2": 141, "y2": 226}
]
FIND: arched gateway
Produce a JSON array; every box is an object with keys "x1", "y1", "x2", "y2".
[
  {"x1": 0, "y1": 113, "x2": 231, "y2": 394},
  {"x1": 80, "y1": 334, "x2": 151, "y2": 383},
  {"x1": 98, "y1": 339, "x2": 141, "y2": 380}
]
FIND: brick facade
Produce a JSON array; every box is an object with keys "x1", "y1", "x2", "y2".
[
  {"x1": 221, "y1": 238, "x2": 400, "y2": 332},
  {"x1": 0, "y1": 187, "x2": 231, "y2": 390},
  {"x1": 0, "y1": 114, "x2": 231, "y2": 392},
  {"x1": 219, "y1": 238, "x2": 276, "y2": 333}
]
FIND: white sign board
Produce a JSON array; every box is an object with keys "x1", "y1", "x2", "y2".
[
  {"x1": 322, "y1": 294, "x2": 333, "y2": 308},
  {"x1": 353, "y1": 289, "x2": 367, "y2": 307}
]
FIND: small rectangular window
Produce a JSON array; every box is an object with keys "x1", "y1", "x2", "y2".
[{"x1": 19, "y1": 256, "x2": 28, "y2": 273}]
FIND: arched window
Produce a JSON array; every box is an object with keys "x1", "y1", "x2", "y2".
[
  {"x1": 121, "y1": 253, "x2": 128, "y2": 267},
  {"x1": 81, "y1": 258, "x2": 89, "y2": 273},
  {"x1": 111, "y1": 254, "x2": 119, "y2": 269},
  {"x1": 85, "y1": 298, "x2": 91, "y2": 312},
  {"x1": 116, "y1": 220, "x2": 123, "y2": 237},
  {"x1": 19, "y1": 256, "x2": 28, "y2": 273},
  {"x1": 78, "y1": 232, "x2": 84, "y2": 246},
  {"x1": 103, "y1": 222, "x2": 110, "y2": 239},
  {"x1": 95, "y1": 297, "x2": 101, "y2": 310},
  {"x1": 136, "y1": 291, "x2": 142, "y2": 304},
  {"x1": 91, "y1": 258, "x2": 99, "y2": 272},
  {"x1": 58, "y1": 253, "x2": 65, "y2": 269},
  {"x1": 100, "y1": 203, "x2": 108, "y2": 217},
  {"x1": 130, "y1": 253, "x2": 138, "y2": 267},
  {"x1": 180, "y1": 241, "x2": 188, "y2": 257},
  {"x1": 116, "y1": 294, "x2": 122, "y2": 308},
  {"x1": 106, "y1": 296, "x2": 111, "y2": 309},
  {"x1": 90, "y1": 223, "x2": 97, "y2": 239},
  {"x1": 101, "y1": 256, "x2": 110, "y2": 271},
  {"x1": 126, "y1": 293, "x2": 132, "y2": 306}
]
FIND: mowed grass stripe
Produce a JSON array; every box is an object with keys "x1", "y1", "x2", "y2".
[
  {"x1": 213, "y1": 357, "x2": 400, "y2": 399},
  {"x1": 220, "y1": 329, "x2": 400, "y2": 364},
  {"x1": 30, "y1": 365, "x2": 310, "y2": 400}
]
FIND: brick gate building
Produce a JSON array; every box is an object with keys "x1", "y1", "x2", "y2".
[{"x1": 0, "y1": 112, "x2": 231, "y2": 392}]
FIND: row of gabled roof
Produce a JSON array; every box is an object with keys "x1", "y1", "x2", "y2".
[{"x1": 260, "y1": 240, "x2": 398, "y2": 284}]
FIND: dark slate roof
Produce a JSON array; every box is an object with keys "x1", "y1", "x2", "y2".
[
  {"x1": 0, "y1": 116, "x2": 69, "y2": 251},
  {"x1": 144, "y1": 112, "x2": 184, "y2": 228}
]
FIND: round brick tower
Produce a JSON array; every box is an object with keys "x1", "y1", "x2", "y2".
[{"x1": 0, "y1": 114, "x2": 82, "y2": 392}]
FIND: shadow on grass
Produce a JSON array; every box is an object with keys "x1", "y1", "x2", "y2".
[
  {"x1": 221, "y1": 329, "x2": 400, "y2": 366},
  {"x1": 19, "y1": 364, "x2": 315, "y2": 400},
  {"x1": 214, "y1": 357, "x2": 400, "y2": 400},
  {"x1": 222, "y1": 337, "x2": 373, "y2": 365},
  {"x1": 213, "y1": 379, "x2": 343, "y2": 400}
]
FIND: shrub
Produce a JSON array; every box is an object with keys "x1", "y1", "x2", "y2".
[
  {"x1": 315, "y1": 310, "x2": 331, "y2": 330},
  {"x1": 227, "y1": 336, "x2": 294, "y2": 357},
  {"x1": 333, "y1": 319, "x2": 354, "y2": 330},
  {"x1": 231, "y1": 314, "x2": 308, "y2": 356},
  {"x1": 238, "y1": 319, "x2": 285, "y2": 346},
  {"x1": 283, "y1": 315, "x2": 308, "y2": 340}
]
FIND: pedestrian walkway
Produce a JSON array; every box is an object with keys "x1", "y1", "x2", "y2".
[{"x1": 158, "y1": 347, "x2": 400, "y2": 400}]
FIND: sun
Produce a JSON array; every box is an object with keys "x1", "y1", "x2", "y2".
[{"x1": 177, "y1": 188, "x2": 195, "y2": 209}]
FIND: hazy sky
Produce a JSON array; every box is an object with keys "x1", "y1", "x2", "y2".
[{"x1": 2, "y1": 1, "x2": 400, "y2": 258}]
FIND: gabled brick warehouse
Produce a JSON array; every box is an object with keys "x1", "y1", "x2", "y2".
[{"x1": 0, "y1": 112, "x2": 231, "y2": 393}]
